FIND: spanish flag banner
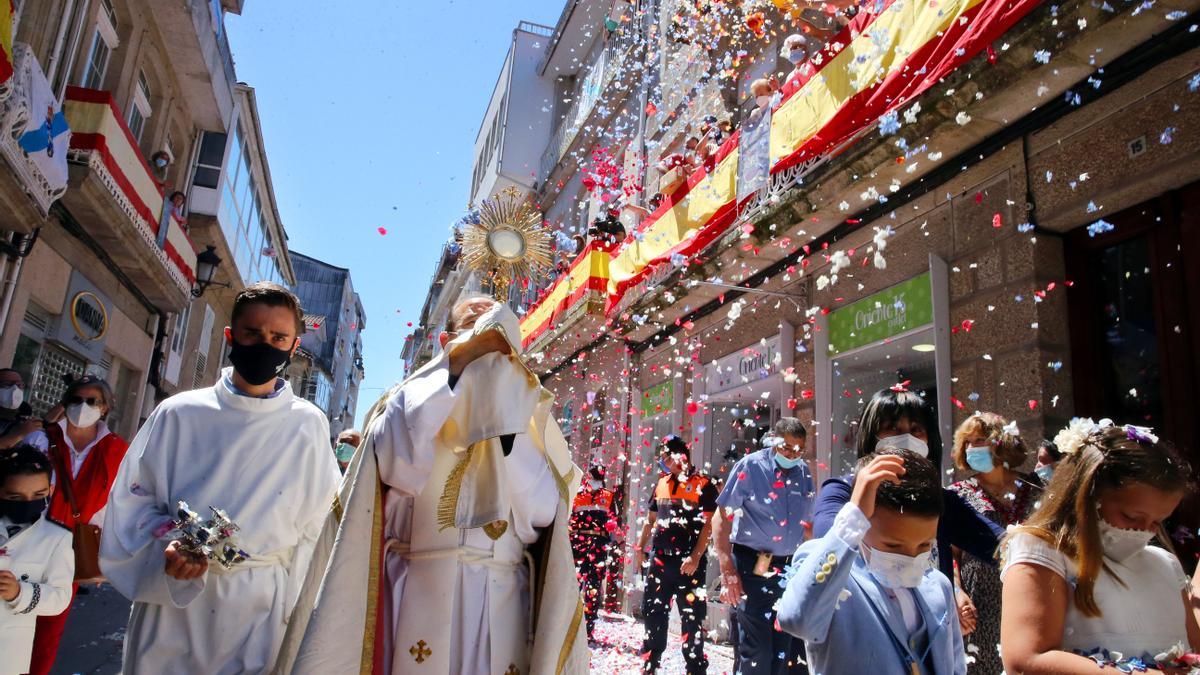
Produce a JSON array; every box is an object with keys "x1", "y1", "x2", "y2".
[
  {"x1": 0, "y1": 0, "x2": 15, "y2": 91},
  {"x1": 607, "y1": 0, "x2": 1042, "y2": 303},
  {"x1": 520, "y1": 0, "x2": 1042, "y2": 342}
]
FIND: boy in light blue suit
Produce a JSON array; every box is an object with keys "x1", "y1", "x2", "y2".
[{"x1": 776, "y1": 449, "x2": 966, "y2": 675}]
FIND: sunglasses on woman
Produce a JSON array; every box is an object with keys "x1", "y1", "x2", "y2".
[{"x1": 66, "y1": 395, "x2": 102, "y2": 406}]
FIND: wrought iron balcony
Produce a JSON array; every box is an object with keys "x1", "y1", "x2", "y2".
[{"x1": 61, "y1": 86, "x2": 197, "y2": 313}]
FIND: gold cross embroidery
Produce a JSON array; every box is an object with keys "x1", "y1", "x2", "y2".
[
  {"x1": 409, "y1": 640, "x2": 432, "y2": 664},
  {"x1": 505, "y1": 665, "x2": 521, "y2": 675}
]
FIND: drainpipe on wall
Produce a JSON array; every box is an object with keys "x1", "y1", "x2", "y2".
[
  {"x1": 44, "y1": 0, "x2": 76, "y2": 93},
  {"x1": 0, "y1": 230, "x2": 38, "y2": 336},
  {"x1": 54, "y1": 0, "x2": 90, "y2": 101}
]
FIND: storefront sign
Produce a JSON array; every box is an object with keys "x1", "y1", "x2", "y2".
[
  {"x1": 640, "y1": 379, "x2": 674, "y2": 419},
  {"x1": 706, "y1": 334, "x2": 780, "y2": 395},
  {"x1": 54, "y1": 272, "x2": 111, "y2": 363},
  {"x1": 827, "y1": 272, "x2": 932, "y2": 355}
]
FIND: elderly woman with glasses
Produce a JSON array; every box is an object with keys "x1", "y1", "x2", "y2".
[{"x1": 25, "y1": 374, "x2": 129, "y2": 675}]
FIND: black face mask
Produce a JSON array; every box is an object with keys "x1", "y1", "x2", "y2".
[
  {"x1": 0, "y1": 496, "x2": 47, "y2": 525},
  {"x1": 228, "y1": 340, "x2": 293, "y2": 386}
]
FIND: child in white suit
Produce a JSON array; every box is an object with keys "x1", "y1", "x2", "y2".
[{"x1": 0, "y1": 444, "x2": 74, "y2": 675}]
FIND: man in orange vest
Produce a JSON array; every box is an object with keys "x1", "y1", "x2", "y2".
[
  {"x1": 569, "y1": 465, "x2": 617, "y2": 640},
  {"x1": 634, "y1": 436, "x2": 719, "y2": 674}
]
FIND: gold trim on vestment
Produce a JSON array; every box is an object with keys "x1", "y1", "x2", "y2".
[
  {"x1": 556, "y1": 598, "x2": 585, "y2": 675},
  {"x1": 358, "y1": 471, "x2": 385, "y2": 674},
  {"x1": 436, "y1": 443, "x2": 475, "y2": 531},
  {"x1": 332, "y1": 494, "x2": 344, "y2": 524}
]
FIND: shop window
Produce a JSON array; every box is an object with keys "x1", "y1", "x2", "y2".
[
  {"x1": 705, "y1": 403, "x2": 776, "y2": 476},
  {"x1": 106, "y1": 360, "x2": 135, "y2": 437},
  {"x1": 11, "y1": 334, "x2": 40, "y2": 394},
  {"x1": 828, "y1": 330, "x2": 940, "y2": 478},
  {"x1": 30, "y1": 345, "x2": 86, "y2": 418},
  {"x1": 1066, "y1": 184, "x2": 1200, "y2": 452},
  {"x1": 1091, "y1": 236, "x2": 1161, "y2": 426}
]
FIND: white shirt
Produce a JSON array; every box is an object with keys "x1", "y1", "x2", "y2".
[
  {"x1": 1001, "y1": 532, "x2": 1191, "y2": 661},
  {"x1": 25, "y1": 420, "x2": 110, "y2": 478}
]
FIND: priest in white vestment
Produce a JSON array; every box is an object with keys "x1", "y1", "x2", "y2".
[
  {"x1": 277, "y1": 298, "x2": 589, "y2": 675},
  {"x1": 100, "y1": 284, "x2": 341, "y2": 674}
]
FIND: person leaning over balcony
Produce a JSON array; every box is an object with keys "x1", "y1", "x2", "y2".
[
  {"x1": 25, "y1": 375, "x2": 130, "y2": 675},
  {"x1": 588, "y1": 210, "x2": 626, "y2": 251},
  {"x1": 714, "y1": 418, "x2": 815, "y2": 675},
  {"x1": 156, "y1": 191, "x2": 186, "y2": 249}
]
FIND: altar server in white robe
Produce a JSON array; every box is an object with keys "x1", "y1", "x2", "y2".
[
  {"x1": 100, "y1": 282, "x2": 340, "y2": 674},
  {"x1": 277, "y1": 296, "x2": 589, "y2": 675}
]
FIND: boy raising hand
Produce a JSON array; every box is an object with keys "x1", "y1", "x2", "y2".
[{"x1": 777, "y1": 449, "x2": 966, "y2": 675}]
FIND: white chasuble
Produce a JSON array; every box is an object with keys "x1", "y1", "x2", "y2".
[
  {"x1": 277, "y1": 304, "x2": 590, "y2": 675},
  {"x1": 100, "y1": 370, "x2": 340, "y2": 674}
]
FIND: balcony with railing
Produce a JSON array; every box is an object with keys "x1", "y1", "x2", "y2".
[
  {"x1": 538, "y1": 29, "x2": 640, "y2": 184},
  {"x1": 61, "y1": 86, "x2": 198, "y2": 312},
  {"x1": 0, "y1": 44, "x2": 69, "y2": 229},
  {"x1": 519, "y1": 244, "x2": 611, "y2": 363},
  {"x1": 524, "y1": 0, "x2": 1055, "y2": 364}
]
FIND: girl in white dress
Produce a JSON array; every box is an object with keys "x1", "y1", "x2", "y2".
[{"x1": 999, "y1": 420, "x2": 1200, "y2": 673}]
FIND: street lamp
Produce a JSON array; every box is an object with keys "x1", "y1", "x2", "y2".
[{"x1": 192, "y1": 245, "x2": 230, "y2": 298}]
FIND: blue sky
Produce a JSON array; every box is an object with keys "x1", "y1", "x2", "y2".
[{"x1": 226, "y1": 1, "x2": 564, "y2": 422}]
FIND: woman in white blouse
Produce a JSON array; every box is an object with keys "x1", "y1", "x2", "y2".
[{"x1": 1000, "y1": 420, "x2": 1200, "y2": 673}]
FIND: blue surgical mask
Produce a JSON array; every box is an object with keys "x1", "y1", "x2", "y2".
[
  {"x1": 1034, "y1": 464, "x2": 1054, "y2": 483},
  {"x1": 657, "y1": 459, "x2": 671, "y2": 474},
  {"x1": 774, "y1": 452, "x2": 804, "y2": 470},
  {"x1": 965, "y1": 446, "x2": 995, "y2": 473}
]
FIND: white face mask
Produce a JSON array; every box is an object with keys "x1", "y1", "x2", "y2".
[
  {"x1": 587, "y1": 479, "x2": 603, "y2": 491},
  {"x1": 876, "y1": 433, "x2": 929, "y2": 458},
  {"x1": 1098, "y1": 517, "x2": 1154, "y2": 562},
  {"x1": 755, "y1": 95, "x2": 772, "y2": 108},
  {"x1": 66, "y1": 402, "x2": 102, "y2": 428},
  {"x1": 862, "y1": 543, "x2": 932, "y2": 588},
  {"x1": 0, "y1": 386, "x2": 22, "y2": 410}
]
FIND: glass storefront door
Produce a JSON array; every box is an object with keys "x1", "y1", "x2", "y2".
[
  {"x1": 1066, "y1": 182, "x2": 1200, "y2": 571},
  {"x1": 828, "y1": 327, "x2": 939, "y2": 477}
]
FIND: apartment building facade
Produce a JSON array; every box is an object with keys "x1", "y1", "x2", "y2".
[{"x1": 0, "y1": 0, "x2": 299, "y2": 437}]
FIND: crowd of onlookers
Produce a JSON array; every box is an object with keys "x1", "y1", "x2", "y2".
[
  {"x1": 3, "y1": 369, "x2": 1198, "y2": 674},
  {"x1": 0, "y1": 369, "x2": 130, "y2": 674},
  {"x1": 571, "y1": 384, "x2": 1200, "y2": 674}
]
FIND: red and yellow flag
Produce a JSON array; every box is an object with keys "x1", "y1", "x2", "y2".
[{"x1": 0, "y1": 0, "x2": 14, "y2": 86}]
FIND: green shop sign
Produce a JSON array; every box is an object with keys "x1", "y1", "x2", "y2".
[
  {"x1": 827, "y1": 273, "x2": 933, "y2": 356},
  {"x1": 640, "y1": 379, "x2": 674, "y2": 418}
]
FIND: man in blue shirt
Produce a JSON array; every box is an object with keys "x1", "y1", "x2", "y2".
[{"x1": 714, "y1": 417, "x2": 814, "y2": 674}]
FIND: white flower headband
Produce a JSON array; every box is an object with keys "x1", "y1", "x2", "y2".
[{"x1": 1052, "y1": 417, "x2": 1159, "y2": 456}]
